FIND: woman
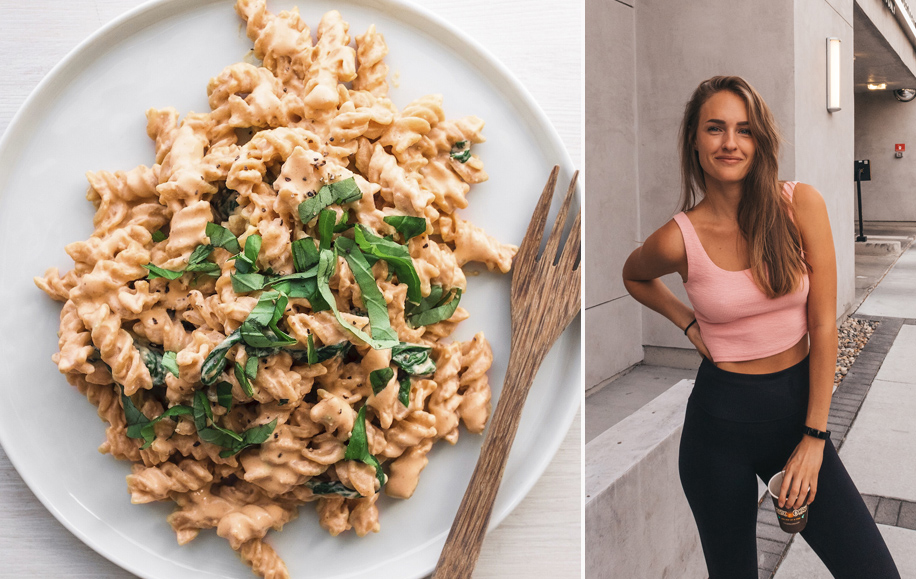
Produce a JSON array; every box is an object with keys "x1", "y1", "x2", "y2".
[{"x1": 621, "y1": 76, "x2": 899, "y2": 578}]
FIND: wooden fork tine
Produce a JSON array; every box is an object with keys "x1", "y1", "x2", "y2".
[
  {"x1": 516, "y1": 165, "x2": 559, "y2": 266},
  {"x1": 560, "y1": 208, "x2": 582, "y2": 273},
  {"x1": 542, "y1": 170, "x2": 579, "y2": 264}
]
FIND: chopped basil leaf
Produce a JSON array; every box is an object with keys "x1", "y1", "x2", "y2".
[
  {"x1": 161, "y1": 351, "x2": 180, "y2": 378},
  {"x1": 199, "y1": 427, "x2": 243, "y2": 449},
  {"x1": 333, "y1": 210, "x2": 352, "y2": 233},
  {"x1": 193, "y1": 390, "x2": 212, "y2": 431},
  {"x1": 298, "y1": 177, "x2": 362, "y2": 224},
  {"x1": 138, "y1": 405, "x2": 192, "y2": 449},
  {"x1": 369, "y1": 367, "x2": 394, "y2": 395},
  {"x1": 216, "y1": 381, "x2": 234, "y2": 410},
  {"x1": 353, "y1": 225, "x2": 422, "y2": 304},
  {"x1": 188, "y1": 244, "x2": 214, "y2": 265},
  {"x1": 144, "y1": 243, "x2": 220, "y2": 281},
  {"x1": 306, "y1": 334, "x2": 318, "y2": 365},
  {"x1": 201, "y1": 329, "x2": 243, "y2": 385},
  {"x1": 231, "y1": 272, "x2": 268, "y2": 293},
  {"x1": 317, "y1": 209, "x2": 336, "y2": 251},
  {"x1": 290, "y1": 339, "x2": 351, "y2": 366},
  {"x1": 292, "y1": 238, "x2": 320, "y2": 272},
  {"x1": 234, "y1": 362, "x2": 253, "y2": 397},
  {"x1": 271, "y1": 277, "x2": 324, "y2": 305},
  {"x1": 151, "y1": 229, "x2": 167, "y2": 242},
  {"x1": 391, "y1": 343, "x2": 436, "y2": 376},
  {"x1": 185, "y1": 261, "x2": 221, "y2": 277},
  {"x1": 216, "y1": 419, "x2": 278, "y2": 458},
  {"x1": 193, "y1": 390, "x2": 271, "y2": 457},
  {"x1": 383, "y1": 216, "x2": 427, "y2": 242},
  {"x1": 245, "y1": 356, "x2": 258, "y2": 380},
  {"x1": 135, "y1": 342, "x2": 167, "y2": 387},
  {"x1": 305, "y1": 480, "x2": 363, "y2": 498},
  {"x1": 143, "y1": 263, "x2": 184, "y2": 280},
  {"x1": 334, "y1": 237, "x2": 400, "y2": 348},
  {"x1": 233, "y1": 234, "x2": 261, "y2": 274},
  {"x1": 398, "y1": 376, "x2": 411, "y2": 408},
  {"x1": 120, "y1": 385, "x2": 150, "y2": 440},
  {"x1": 316, "y1": 247, "x2": 397, "y2": 350},
  {"x1": 238, "y1": 291, "x2": 296, "y2": 348},
  {"x1": 450, "y1": 140, "x2": 471, "y2": 163},
  {"x1": 344, "y1": 406, "x2": 385, "y2": 488},
  {"x1": 206, "y1": 222, "x2": 241, "y2": 254},
  {"x1": 406, "y1": 287, "x2": 462, "y2": 327}
]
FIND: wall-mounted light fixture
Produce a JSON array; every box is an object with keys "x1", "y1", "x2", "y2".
[
  {"x1": 827, "y1": 37, "x2": 841, "y2": 112},
  {"x1": 867, "y1": 83, "x2": 888, "y2": 90}
]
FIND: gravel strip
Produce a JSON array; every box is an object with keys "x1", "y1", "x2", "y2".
[{"x1": 835, "y1": 317, "x2": 879, "y2": 387}]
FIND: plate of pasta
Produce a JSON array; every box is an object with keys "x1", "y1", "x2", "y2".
[{"x1": 0, "y1": 1, "x2": 580, "y2": 578}]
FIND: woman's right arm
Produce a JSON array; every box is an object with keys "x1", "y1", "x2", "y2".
[{"x1": 621, "y1": 219, "x2": 713, "y2": 360}]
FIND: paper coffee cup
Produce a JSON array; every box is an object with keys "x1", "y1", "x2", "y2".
[{"x1": 767, "y1": 471, "x2": 809, "y2": 533}]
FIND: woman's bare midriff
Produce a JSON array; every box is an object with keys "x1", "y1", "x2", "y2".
[{"x1": 714, "y1": 334, "x2": 809, "y2": 374}]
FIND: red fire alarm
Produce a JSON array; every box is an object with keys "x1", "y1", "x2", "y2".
[{"x1": 896, "y1": 143, "x2": 905, "y2": 152}]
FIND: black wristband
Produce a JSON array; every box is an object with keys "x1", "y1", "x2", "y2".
[
  {"x1": 803, "y1": 426, "x2": 831, "y2": 440},
  {"x1": 684, "y1": 319, "x2": 697, "y2": 335}
]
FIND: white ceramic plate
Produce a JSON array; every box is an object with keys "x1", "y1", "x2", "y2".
[{"x1": 0, "y1": 1, "x2": 580, "y2": 578}]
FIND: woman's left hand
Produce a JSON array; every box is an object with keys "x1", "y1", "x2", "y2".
[{"x1": 779, "y1": 435, "x2": 826, "y2": 510}]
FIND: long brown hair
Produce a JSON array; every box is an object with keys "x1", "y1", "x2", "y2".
[{"x1": 678, "y1": 76, "x2": 809, "y2": 298}]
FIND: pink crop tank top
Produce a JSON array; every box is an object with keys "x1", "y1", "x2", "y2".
[{"x1": 672, "y1": 181, "x2": 809, "y2": 362}]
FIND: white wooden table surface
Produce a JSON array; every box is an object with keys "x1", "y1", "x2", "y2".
[{"x1": 0, "y1": 1, "x2": 582, "y2": 578}]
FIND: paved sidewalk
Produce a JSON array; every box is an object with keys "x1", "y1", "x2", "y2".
[{"x1": 770, "y1": 234, "x2": 916, "y2": 578}]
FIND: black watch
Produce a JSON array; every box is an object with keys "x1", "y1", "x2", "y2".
[{"x1": 802, "y1": 426, "x2": 831, "y2": 440}]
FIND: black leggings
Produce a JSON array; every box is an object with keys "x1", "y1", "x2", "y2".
[{"x1": 678, "y1": 356, "x2": 900, "y2": 579}]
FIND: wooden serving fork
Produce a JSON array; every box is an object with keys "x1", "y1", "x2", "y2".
[{"x1": 432, "y1": 166, "x2": 581, "y2": 578}]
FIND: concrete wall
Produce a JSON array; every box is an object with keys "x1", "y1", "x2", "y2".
[
  {"x1": 585, "y1": 380, "x2": 705, "y2": 578},
  {"x1": 857, "y1": 0, "x2": 916, "y2": 79},
  {"x1": 634, "y1": 0, "x2": 797, "y2": 348},
  {"x1": 794, "y1": 0, "x2": 857, "y2": 318},
  {"x1": 633, "y1": 0, "x2": 857, "y2": 348},
  {"x1": 584, "y1": 0, "x2": 643, "y2": 390},
  {"x1": 855, "y1": 89, "x2": 916, "y2": 221}
]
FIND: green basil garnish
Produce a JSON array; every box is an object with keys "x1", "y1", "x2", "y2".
[
  {"x1": 233, "y1": 234, "x2": 262, "y2": 274},
  {"x1": 231, "y1": 273, "x2": 268, "y2": 293},
  {"x1": 305, "y1": 480, "x2": 362, "y2": 498},
  {"x1": 293, "y1": 338, "x2": 351, "y2": 366},
  {"x1": 143, "y1": 263, "x2": 184, "y2": 280},
  {"x1": 238, "y1": 290, "x2": 296, "y2": 349},
  {"x1": 391, "y1": 343, "x2": 436, "y2": 376},
  {"x1": 450, "y1": 140, "x2": 471, "y2": 163},
  {"x1": 144, "y1": 243, "x2": 221, "y2": 281},
  {"x1": 369, "y1": 367, "x2": 394, "y2": 395},
  {"x1": 234, "y1": 361, "x2": 254, "y2": 397},
  {"x1": 151, "y1": 229, "x2": 167, "y2": 242},
  {"x1": 332, "y1": 238, "x2": 399, "y2": 348},
  {"x1": 354, "y1": 225, "x2": 422, "y2": 304},
  {"x1": 298, "y1": 177, "x2": 362, "y2": 224},
  {"x1": 161, "y1": 351, "x2": 180, "y2": 378},
  {"x1": 318, "y1": 209, "x2": 336, "y2": 251},
  {"x1": 216, "y1": 381, "x2": 234, "y2": 410},
  {"x1": 135, "y1": 342, "x2": 167, "y2": 387},
  {"x1": 292, "y1": 238, "x2": 320, "y2": 272},
  {"x1": 383, "y1": 216, "x2": 427, "y2": 242},
  {"x1": 192, "y1": 390, "x2": 276, "y2": 457},
  {"x1": 120, "y1": 385, "x2": 191, "y2": 449},
  {"x1": 333, "y1": 210, "x2": 352, "y2": 233},
  {"x1": 200, "y1": 329, "x2": 243, "y2": 385},
  {"x1": 206, "y1": 222, "x2": 241, "y2": 254},
  {"x1": 405, "y1": 286, "x2": 462, "y2": 327},
  {"x1": 344, "y1": 406, "x2": 385, "y2": 489},
  {"x1": 398, "y1": 376, "x2": 412, "y2": 407}
]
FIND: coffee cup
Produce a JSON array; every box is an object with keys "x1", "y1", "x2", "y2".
[{"x1": 767, "y1": 471, "x2": 809, "y2": 533}]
